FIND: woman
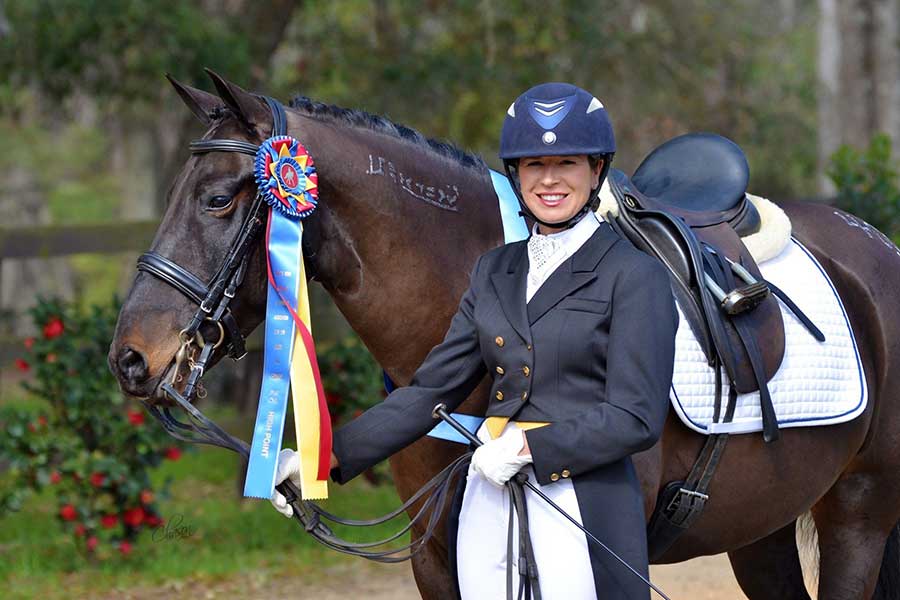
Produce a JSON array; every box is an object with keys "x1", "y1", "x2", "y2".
[{"x1": 272, "y1": 82, "x2": 678, "y2": 599}]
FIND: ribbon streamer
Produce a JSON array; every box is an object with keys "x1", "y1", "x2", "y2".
[{"x1": 244, "y1": 137, "x2": 330, "y2": 500}]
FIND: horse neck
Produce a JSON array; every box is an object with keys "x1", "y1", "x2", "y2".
[{"x1": 287, "y1": 111, "x2": 504, "y2": 381}]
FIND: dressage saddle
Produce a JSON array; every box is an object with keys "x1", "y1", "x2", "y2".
[{"x1": 605, "y1": 133, "x2": 786, "y2": 442}]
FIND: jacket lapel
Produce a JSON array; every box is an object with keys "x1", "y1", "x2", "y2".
[
  {"x1": 490, "y1": 243, "x2": 533, "y2": 345},
  {"x1": 526, "y1": 223, "x2": 620, "y2": 325}
]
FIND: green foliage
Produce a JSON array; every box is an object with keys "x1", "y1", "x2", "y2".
[
  {"x1": 318, "y1": 336, "x2": 386, "y2": 425},
  {"x1": 0, "y1": 297, "x2": 185, "y2": 559},
  {"x1": 0, "y1": 0, "x2": 251, "y2": 112},
  {"x1": 280, "y1": 0, "x2": 818, "y2": 195},
  {"x1": 1, "y1": 435, "x2": 405, "y2": 598},
  {"x1": 828, "y1": 133, "x2": 900, "y2": 242}
]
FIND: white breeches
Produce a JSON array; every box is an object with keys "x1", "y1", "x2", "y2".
[{"x1": 456, "y1": 423, "x2": 598, "y2": 600}]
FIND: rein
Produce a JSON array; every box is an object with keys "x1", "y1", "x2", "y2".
[{"x1": 135, "y1": 95, "x2": 473, "y2": 566}]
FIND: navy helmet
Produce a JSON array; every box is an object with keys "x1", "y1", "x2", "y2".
[{"x1": 500, "y1": 82, "x2": 615, "y2": 228}]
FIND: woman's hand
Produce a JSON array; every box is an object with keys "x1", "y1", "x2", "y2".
[
  {"x1": 469, "y1": 428, "x2": 533, "y2": 487},
  {"x1": 270, "y1": 448, "x2": 301, "y2": 518}
]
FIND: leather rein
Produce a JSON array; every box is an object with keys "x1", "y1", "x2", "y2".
[{"x1": 134, "y1": 96, "x2": 472, "y2": 568}]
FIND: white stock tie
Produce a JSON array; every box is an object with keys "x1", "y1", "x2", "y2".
[{"x1": 527, "y1": 233, "x2": 564, "y2": 280}]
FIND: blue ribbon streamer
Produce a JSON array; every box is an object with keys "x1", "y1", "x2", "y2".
[{"x1": 244, "y1": 213, "x2": 303, "y2": 498}]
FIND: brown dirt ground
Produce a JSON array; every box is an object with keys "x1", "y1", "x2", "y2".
[{"x1": 94, "y1": 554, "x2": 754, "y2": 599}]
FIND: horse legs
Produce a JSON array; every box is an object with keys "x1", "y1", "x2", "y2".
[
  {"x1": 727, "y1": 519, "x2": 812, "y2": 600},
  {"x1": 410, "y1": 538, "x2": 455, "y2": 600},
  {"x1": 812, "y1": 471, "x2": 900, "y2": 600}
]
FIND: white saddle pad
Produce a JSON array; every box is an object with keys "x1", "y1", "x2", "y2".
[{"x1": 670, "y1": 238, "x2": 867, "y2": 435}]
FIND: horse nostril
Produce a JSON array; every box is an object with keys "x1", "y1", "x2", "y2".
[{"x1": 117, "y1": 346, "x2": 150, "y2": 385}]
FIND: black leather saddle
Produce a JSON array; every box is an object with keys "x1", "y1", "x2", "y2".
[
  {"x1": 617, "y1": 134, "x2": 826, "y2": 561},
  {"x1": 604, "y1": 133, "x2": 785, "y2": 442}
]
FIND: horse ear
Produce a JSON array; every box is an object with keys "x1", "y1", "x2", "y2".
[
  {"x1": 166, "y1": 74, "x2": 220, "y2": 126},
  {"x1": 204, "y1": 68, "x2": 266, "y2": 129}
]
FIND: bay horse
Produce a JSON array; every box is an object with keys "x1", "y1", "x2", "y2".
[{"x1": 109, "y1": 72, "x2": 900, "y2": 599}]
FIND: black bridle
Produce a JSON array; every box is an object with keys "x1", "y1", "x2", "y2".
[{"x1": 133, "y1": 95, "x2": 469, "y2": 567}]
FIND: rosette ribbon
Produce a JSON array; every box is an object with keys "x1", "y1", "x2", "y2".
[{"x1": 243, "y1": 136, "x2": 331, "y2": 500}]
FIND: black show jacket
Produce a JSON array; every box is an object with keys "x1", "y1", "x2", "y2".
[{"x1": 330, "y1": 222, "x2": 678, "y2": 599}]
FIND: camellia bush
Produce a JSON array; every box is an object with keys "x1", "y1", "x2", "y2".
[
  {"x1": 319, "y1": 336, "x2": 388, "y2": 426},
  {"x1": 1, "y1": 297, "x2": 184, "y2": 559}
]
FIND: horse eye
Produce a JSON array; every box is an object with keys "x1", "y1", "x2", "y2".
[{"x1": 206, "y1": 195, "x2": 233, "y2": 211}]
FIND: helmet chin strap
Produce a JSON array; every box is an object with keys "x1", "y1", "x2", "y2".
[{"x1": 505, "y1": 160, "x2": 611, "y2": 232}]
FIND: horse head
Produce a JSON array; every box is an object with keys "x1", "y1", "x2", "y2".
[
  {"x1": 110, "y1": 70, "x2": 501, "y2": 407},
  {"x1": 109, "y1": 71, "x2": 283, "y2": 400}
]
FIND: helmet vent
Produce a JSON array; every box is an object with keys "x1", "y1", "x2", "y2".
[{"x1": 587, "y1": 97, "x2": 604, "y2": 114}]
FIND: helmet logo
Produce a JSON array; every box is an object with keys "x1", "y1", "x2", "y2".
[
  {"x1": 528, "y1": 93, "x2": 576, "y2": 129},
  {"x1": 542, "y1": 131, "x2": 557, "y2": 145}
]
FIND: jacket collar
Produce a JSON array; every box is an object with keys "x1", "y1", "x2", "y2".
[{"x1": 490, "y1": 222, "x2": 620, "y2": 342}]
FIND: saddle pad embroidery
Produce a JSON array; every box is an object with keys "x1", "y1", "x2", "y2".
[{"x1": 670, "y1": 237, "x2": 867, "y2": 435}]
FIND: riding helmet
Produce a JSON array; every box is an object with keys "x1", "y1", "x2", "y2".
[{"x1": 500, "y1": 82, "x2": 616, "y2": 228}]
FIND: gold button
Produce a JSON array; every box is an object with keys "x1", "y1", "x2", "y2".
[
  {"x1": 496, "y1": 366, "x2": 505, "y2": 375},
  {"x1": 522, "y1": 366, "x2": 530, "y2": 377},
  {"x1": 561, "y1": 469, "x2": 571, "y2": 478},
  {"x1": 495, "y1": 390, "x2": 504, "y2": 401},
  {"x1": 526, "y1": 344, "x2": 532, "y2": 350},
  {"x1": 495, "y1": 336, "x2": 505, "y2": 347},
  {"x1": 550, "y1": 472, "x2": 560, "y2": 482},
  {"x1": 521, "y1": 391, "x2": 528, "y2": 400}
]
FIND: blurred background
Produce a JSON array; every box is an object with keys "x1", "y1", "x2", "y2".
[{"x1": 1, "y1": 1, "x2": 897, "y2": 598}]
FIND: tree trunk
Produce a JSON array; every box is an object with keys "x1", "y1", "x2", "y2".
[{"x1": 817, "y1": 0, "x2": 900, "y2": 193}]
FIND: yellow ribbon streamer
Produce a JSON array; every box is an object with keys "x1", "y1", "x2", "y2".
[{"x1": 290, "y1": 226, "x2": 329, "y2": 500}]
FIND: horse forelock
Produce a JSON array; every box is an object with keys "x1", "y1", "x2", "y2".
[{"x1": 288, "y1": 96, "x2": 487, "y2": 170}]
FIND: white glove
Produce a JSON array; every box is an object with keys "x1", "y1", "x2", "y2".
[
  {"x1": 270, "y1": 448, "x2": 301, "y2": 518},
  {"x1": 469, "y1": 427, "x2": 533, "y2": 487}
]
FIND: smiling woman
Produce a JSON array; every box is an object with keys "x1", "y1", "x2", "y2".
[{"x1": 516, "y1": 155, "x2": 603, "y2": 233}]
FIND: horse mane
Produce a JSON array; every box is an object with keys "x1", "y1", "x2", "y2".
[{"x1": 288, "y1": 96, "x2": 487, "y2": 170}]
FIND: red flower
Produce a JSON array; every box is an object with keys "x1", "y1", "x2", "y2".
[
  {"x1": 74, "y1": 523, "x2": 86, "y2": 537},
  {"x1": 37, "y1": 415, "x2": 47, "y2": 427},
  {"x1": 14, "y1": 358, "x2": 29, "y2": 372},
  {"x1": 165, "y1": 447, "x2": 182, "y2": 461},
  {"x1": 45, "y1": 353, "x2": 57, "y2": 364},
  {"x1": 119, "y1": 540, "x2": 133, "y2": 556},
  {"x1": 140, "y1": 490, "x2": 154, "y2": 505},
  {"x1": 122, "y1": 506, "x2": 145, "y2": 527},
  {"x1": 59, "y1": 504, "x2": 77, "y2": 521},
  {"x1": 43, "y1": 317, "x2": 64, "y2": 339},
  {"x1": 101, "y1": 514, "x2": 118, "y2": 529},
  {"x1": 23, "y1": 337, "x2": 35, "y2": 350},
  {"x1": 27, "y1": 423, "x2": 36, "y2": 433},
  {"x1": 50, "y1": 471, "x2": 62, "y2": 484},
  {"x1": 145, "y1": 514, "x2": 163, "y2": 528},
  {"x1": 86, "y1": 536, "x2": 99, "y2": 552},
  {"x1": 127, "y1": 411, "x2": 145, "y2": 426},
  {"x1": 325, "y1": 391, "x2": 343, "y2": 407},
  {"x1": 89, "y1": 472, "x2": 105, "y2": 488}
]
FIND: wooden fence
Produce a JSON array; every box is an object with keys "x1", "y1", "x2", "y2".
[{"x1": 0, "y1": 221, "x2": 158, "y2": 365}]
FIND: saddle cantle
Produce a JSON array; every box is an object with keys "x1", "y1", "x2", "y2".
[{"x1": 631, "y1": 132, "x2": 761, "y2": 236}]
